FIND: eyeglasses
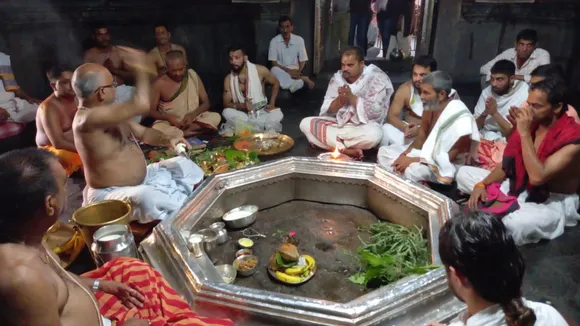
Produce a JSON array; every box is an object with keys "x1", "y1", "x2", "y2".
[{"x1": 94, "y1": 80, "x2": 118, "y2": 93}]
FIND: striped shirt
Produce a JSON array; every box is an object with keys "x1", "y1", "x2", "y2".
[{"x1": 0, "y1": 52, "x2": 19, "y2": 92}]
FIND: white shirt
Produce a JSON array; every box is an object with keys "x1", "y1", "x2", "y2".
[
  {"x1": 268, "y1": 34, "x2": 308, "y2": 70},
  {"x1": 480, "y1": 48, "x2": 551, "y2": 81},
  {"x1": 448, "y1": 299, "x2": 569, "y2": 326}
]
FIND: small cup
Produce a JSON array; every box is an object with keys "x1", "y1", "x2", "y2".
[
  {"x1": 238, "y1": 238, "x2": 254, "y2": 249},
  {"x1": 188, "y1": 234, "x2": 204, "y2": 257},
  {"x1": 236, "y1": 248, "x2": 253, "y2": 258}
]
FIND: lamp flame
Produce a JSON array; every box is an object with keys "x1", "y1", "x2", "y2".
[{"x1": 330, "y1": 148, "x2": 341, "y2": 159}]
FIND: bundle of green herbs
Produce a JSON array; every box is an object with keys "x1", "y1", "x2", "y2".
[{"x1": 349, "y1": 222, "x2": 440, "y2": 287}]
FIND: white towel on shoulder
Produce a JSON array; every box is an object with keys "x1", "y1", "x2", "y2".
[{"x1": 230, "y1": 61, "x2": 267, "y2": 110}]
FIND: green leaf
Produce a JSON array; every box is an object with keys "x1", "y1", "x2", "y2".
[
  {"x1": 348, "y1": 273, "x2": 366, "y2": 285},
  {"x1": 359, "y1": 250, "x2": 386, "y2": 267},
  {"x1": 275, "y1": 252, "x2": 297, "y2": 268}
]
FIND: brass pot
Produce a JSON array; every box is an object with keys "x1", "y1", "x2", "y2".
[{"x1": 72, "y1": 200, "x2": 132, "y2": 250}]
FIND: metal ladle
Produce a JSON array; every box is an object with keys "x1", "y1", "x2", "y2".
[{"x1": 242, "y1": 228, "x2": 266, "y2": 239}]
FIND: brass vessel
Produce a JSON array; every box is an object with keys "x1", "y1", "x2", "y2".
[{"x1": 72, "y1": 200, "x2": 132, "y2": 249}]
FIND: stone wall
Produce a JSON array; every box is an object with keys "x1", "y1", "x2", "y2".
[
  {"x1": 0, "y1": 0, "x2": 314, "y2": 106},
  {"x1": 432, "y1": 1, "x2": 580, "y2": 83}
]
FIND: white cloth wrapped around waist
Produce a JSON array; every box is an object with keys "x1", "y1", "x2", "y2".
[{"x1": 83, "y1": 156, "x2": 204, "y2": 223}]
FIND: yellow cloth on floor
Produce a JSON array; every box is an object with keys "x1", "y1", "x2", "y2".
[
  {"x1": 40, "y1": 145, "x2": 83, "y2": 176},
  {"x1": 152, "y1": 69, "x2": 220, "y2": 138}
]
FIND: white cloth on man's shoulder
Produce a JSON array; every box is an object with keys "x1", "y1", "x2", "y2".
[
  {"x1": 456, "y1": 166, "x2": 580, "y2": 246},
  {"x1": 448, "y1": 299, "x2": 568, "y2": 326},
  {"x1": 474, "y1": 80, "x2": 529, "y2": 141},
  {"x1": 320, "y1": 64, "x2": 394, "y2": 127},
  {"x1": 83, "y1": 156, "x2": 204, "y2": 223},
  {"x1": 380, "y1": 84, "x2": 425, "y2": 147}
]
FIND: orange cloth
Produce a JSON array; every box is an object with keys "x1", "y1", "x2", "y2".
[
  {"x1": 82, "y1": 258, "x2": 234, "y2": 326},
  {"x1": 40, "y1": 145, "x2": 82, "y2": 176}
]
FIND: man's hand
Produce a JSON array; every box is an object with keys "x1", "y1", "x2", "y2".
[
  {"x1": 392, "y1": 155, "x2": 415, "y2": 174},
  {"x1": 468, "y1": 186, "x2": 488, "y2": 210},
  {"x1": 0, "y1": 108, "x2": 9, "y2": 124},
  {"x1": 99, "y1": 280, "x2": 145, "y2": 309},
  {"x1": 123, "y1": 319, "x2": 151, "y2": 326},
  {"x1": 182, "y1": 113, "x2": 199, "y2": 128},
  {"x1": 485, "y1": 97, "x2": 498, "y2": 115},
  {"x1": 167, "y1": 116, "x2": 184, "y2": 129},
  {"x1": 289, "y1": 69, "x2": 301, "y2": 79},
  {"x1": 338, "y1": 85, "x2": 356, "y2": 106},
  {"x1": 515, "y1": 104, "x2": 533, "y2": 136},
  {"x1": 507, "y1": 105, "x2": 519, "y2": 127},
  {"x1": 118, "y1": 46, "x2": 155, "y2": 74},
  {"x1": 265, "y1": 104, "x2": 276, "y2": 112},
  {"x1": 404, "y1": 124, "x2": 420, "y2": 138},
  {"x1": 170, "y1": 137, "x2": 192, "y2": 150}
]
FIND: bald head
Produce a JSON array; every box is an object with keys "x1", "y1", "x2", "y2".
[
  {"x1": 72, "y1": 63, "x2": 112, "y2": 99},
  {"x1": 165, "y1": 50, "x2": 185, "y2": 64}
]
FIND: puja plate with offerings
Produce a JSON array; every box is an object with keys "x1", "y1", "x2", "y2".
[
  {"x1": 234, "y1": 133, "x2": 294, "y2": 156},
  {"x1": 267, "y1": 244, "x2": 316, "y2": 285}
]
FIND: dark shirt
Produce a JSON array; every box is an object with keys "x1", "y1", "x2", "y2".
[{"x1": 350, "y1": 0, "x2": 371, "y2": 13}]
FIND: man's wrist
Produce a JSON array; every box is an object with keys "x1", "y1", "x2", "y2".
[
  {"x1": 474, "y1": 181, "x2": 487, "y2": 189},
  {"x1": 92, "y1": 279, "x2": 101, "y2": 292}
]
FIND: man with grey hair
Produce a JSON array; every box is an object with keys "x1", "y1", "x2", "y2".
[
  {"x1": 378, "y1": 71, "x2": 480, "y2": 185},
  {"x1": 73, "y1": 46, "x2": 204, "y2": 224}
]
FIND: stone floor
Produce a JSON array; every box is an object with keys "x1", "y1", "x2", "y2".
[{"x1": 59, "y1": 65, "x2": 579, "y2": 323}]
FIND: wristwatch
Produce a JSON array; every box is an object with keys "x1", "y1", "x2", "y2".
[{"x1": 92, "y1": 279, "x2": 100, "y2": 292}]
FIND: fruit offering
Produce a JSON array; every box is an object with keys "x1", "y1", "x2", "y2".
[{"x1": 268, "y1": 244, "x2": 316, "y2": 284}]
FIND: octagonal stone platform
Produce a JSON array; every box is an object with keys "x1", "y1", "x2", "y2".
[{"x1": 140, "y1": 157, "x2": 465, "y2": 325}]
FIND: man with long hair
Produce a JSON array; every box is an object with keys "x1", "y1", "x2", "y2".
[{"x1": 427, "y1": 211, "x2": 568, "y2": 326}]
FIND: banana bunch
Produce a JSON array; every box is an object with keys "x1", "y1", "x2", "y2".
[{"x1": 275, "y1": 255, "x2": 316, "y2": 284}]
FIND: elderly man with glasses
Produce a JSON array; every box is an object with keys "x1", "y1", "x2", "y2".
[{"x1": 72, "y1": 47, "x2": 204, "y2": 224}]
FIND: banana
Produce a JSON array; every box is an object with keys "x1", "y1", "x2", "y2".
[
  {"x1": 276, "y1": 271, "x2": 303, "y2": 283},
  {"x1": 304, "y1": 255, "x2": 316, "y2": 270},
  {"x1": 284, "y1": 264, "x2": 308, "y2": 276}
]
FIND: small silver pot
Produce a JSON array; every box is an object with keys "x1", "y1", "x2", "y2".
[
  {"x1": 91, "y1": 224, "x2": 138, "y2": 267},
  {"x1": 196, "y1": 228, "x2": 218, "y2": 254},
  {"x1": 209, "y1": 222, "x2": 228, "y2": 244}
]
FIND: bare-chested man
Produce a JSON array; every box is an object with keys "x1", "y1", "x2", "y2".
[
  {"x1": 149, "y1": 23, "x2": 187, "y2": 76},
  {"x1": 73, "y1": 48, "x2": 204, "y2": 223},
  {"x1": 456, "y1": 78, "x2": 580, "y2": 246},
  {"x1": 378, "y1": 71, "x2": 479, "y2": 185},
  {"x1": 36, "y1": 66, "x2": 83, "y2": 176},
  {"x1": 222, "y1": 44, "x2": 283, "y2": 132},
  {"x1": 150, "y1": 50, "x2": 220, "y2": 138},
  {"x1": 381, "y1": 55, "x2": 438, "y2": 146},
  {"x1": 0, "y1": 148, "x2": 233, "y2": 326},
  {"x1": 83, "y1": 24, "x2": 136, "y2": 105}
]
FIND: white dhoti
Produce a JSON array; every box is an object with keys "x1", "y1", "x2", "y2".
[
  {"x1": 113, "y1": 85, "x2": 140, "y2": 123},
  {"x1": 300, "y1": 116, "x2": 383, "y2": 150},
  {"x1": 456, "y1": 166, "x2": 580, "y2": 246},
  {"x1": 83, "y1": 156, "x2": 204, "y2": 223},
  {"x1": 377, "y1": 144, "x2": 446, "y2": 183},
  {"x1": 0, "y1": 92, "x2": 38, "y2": 123},
  {"x1": 222, "y1": 108, "x2": 283, "y2": 131},
  {"x1": 271, "y1": 66, "x2": 304, "y2": 93},
  {"x1": 380, "y1": 123, "x2": 413, "y2": 147}
]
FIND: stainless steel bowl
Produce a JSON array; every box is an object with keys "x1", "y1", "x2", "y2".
[
  {"x1": 222, "y1": 205, "x2": 258, "y2": 229},
  {"x1": 216, "y1": 264, "x2": 237, "y2": 283},
  {"x1": 233, "y1": 254, "x2": 259, "y2": 277},
  {"x1": 236, "y1": 248, "x2": 253, "y2": 257}
]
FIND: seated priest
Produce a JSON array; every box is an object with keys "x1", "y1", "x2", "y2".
[
  {"x1": 0, "y1": 51, "x2": 40, "y2": 140},
  {"x1": 378, "y1": 71, "x2": 480, "y2": 185},
  {"x1": 480, "y1": 29, "x2": 550, "y2": 88},
  {"x1": 36, "y1": 66, "x2": 83, "y2": 176},
  {"x1": 456, "y1": 78, "x2": 580, "y2": 246},
  {"x1": 150, "y1": 50, "x2": 220, "y2": 138},
  {"x1": 269, "y1": 16, "x2": 315, "y2": 93},
  {"x1": 300, "y1": 46, "x2": 393, "y2": 159},
  {"x1": 222, "y1": 44, "x2": 283, "y2": 131},
  {"x1": 73, "y1": 48, "x2": 204, "y2": 223},
  {"x1": 381, "y1": 55, "x2": 438, "y2": 147},
  {"x1": 507, "y1": 64, "x2": 580, "y2": 128},
  {"x1": 148, "y1": 23, "x2": 187, "y2": 76},
  {"x1": 0, "y1": 148, "x2": 234, "y2": 326},
  {"x1": 475, "y1": 60, "x2": 529, "y2": 171}
]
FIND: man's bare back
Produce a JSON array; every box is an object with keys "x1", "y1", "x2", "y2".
[
  {"x1": 36, "y1": 94, "x2": 77, "y2": 147},
  {"x1": 0, "y1": 244, "x2": 101, "y2": 326},
  {"x1": 74, "y1": 112, "x2": 147, "y2": 189}
]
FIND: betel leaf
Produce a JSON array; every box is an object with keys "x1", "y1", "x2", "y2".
[
  {"x1": 358, "y1": 250, "x2": 386, "y2": 267},
  {"x1": 276, "y1": 252, "x2": 297, "y2": 268},
  {"x1": 348, "y1": 273, "x2": 366, "y2": 285}
]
